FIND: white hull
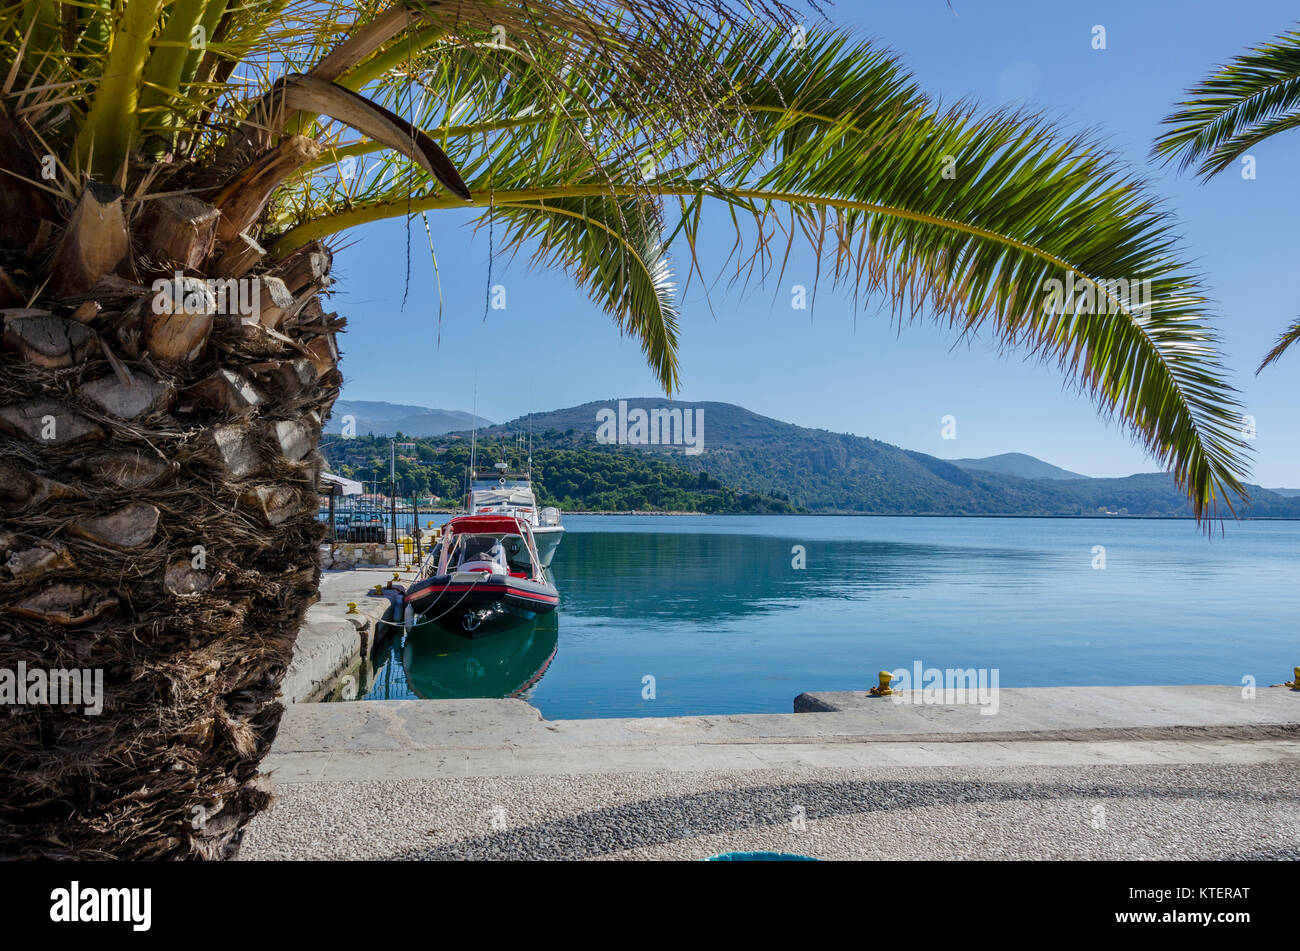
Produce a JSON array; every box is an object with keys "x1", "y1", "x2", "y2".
[
  {"x1": 467, "y1": 467, "x2": 563, "y2": 567},
  {"x1": 531, "y1": 524, "x2": 564, "y2": 568}
]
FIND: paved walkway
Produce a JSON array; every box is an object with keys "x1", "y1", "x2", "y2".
[
  {"x1": 240, "y1": 688, "x2": 1300, "y2": 859},
  {"x1": 239, "y1": 762, "x2": 1300, "y2": 860}
]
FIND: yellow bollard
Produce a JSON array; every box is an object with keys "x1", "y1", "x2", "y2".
[
  {"x1": 346, "y1": 602, "x2": 358, "y2": 615},
  {"x1": 391, "y1": 573, "x2": 400, "y2": 585},
  {"x1": 1287, "y1": 667, "x2": 1300, "y2": 691},
  {"x1": 370, "y1": 584, "x2": 382, "y2": 596},
  {"x1": 868, "y1": 670, "x2": 894, "y2": 697}
]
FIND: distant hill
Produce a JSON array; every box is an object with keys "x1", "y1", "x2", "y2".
[
  {"x1": 451, "y1": 397, "x2": 1300, "y2": 518},
  {"x1": 323, "y1": 400, "x2": 492, "y2": 437},
  {"x1": 1266, "y1": 487, "x2": 1300, "y2": 498},
  {"x1": 948, "y1": 452, "x2": 1087, "y2": 481},
  {"x1": 321, "y1": 433, "x2": 799, "y2": 514}
]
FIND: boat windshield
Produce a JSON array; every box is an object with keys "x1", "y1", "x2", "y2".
[
  {"x1": 450, "y1": 533, "x2": 531, "y2": 573},
  {"x1": 471, "y1": 469, "x2": 532, "y2": 493},
  {"x1": 473, "y1": 477, "x2": 531, "y2": 490},
  {"x1": 472, "y1": 487, "x2": 534, "y2": 508}
]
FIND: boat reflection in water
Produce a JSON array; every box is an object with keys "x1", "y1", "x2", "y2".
[{"x1": 399, "y1": 613, "x2": 558, "y2": 700}]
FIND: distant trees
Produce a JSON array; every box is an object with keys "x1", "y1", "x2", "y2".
[
  {"x1": 315, "y1": 430, "x2": 1278, "y2": 516},
  {"x1": 318, "y1": 434, "x2": 800, "y2": 512}
]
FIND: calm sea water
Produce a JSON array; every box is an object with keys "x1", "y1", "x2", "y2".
[{"x1": 342, "y1": 515, "x2": 1300, "y2": 719}]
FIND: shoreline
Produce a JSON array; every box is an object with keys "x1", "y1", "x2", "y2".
[
  {"x1": 380, "y1": 509, "x2": 1299, "y2": 521},
  {"x1": 557, "y1": 511, "x2": 1300, "y2": 521}
]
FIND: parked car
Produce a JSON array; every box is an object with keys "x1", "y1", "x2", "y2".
[{"x1": 343, "y1": 514, "x2": 388, "y2": 543}]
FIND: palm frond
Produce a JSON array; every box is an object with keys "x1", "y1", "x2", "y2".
[
  {"x1": 76, "y1": 0, "x2": 168, "y2": 179},
  {"x1": 1258, "y1": 315, "x2": 1300, "y2": 371},
  {"x1": 732, "y1": 36, "x2": 1249, "y2": 519},
  {"x1": 275, "y1": 24, "x2": 1249, "y2": 520},
  {"x1": 492, "y1": 194, "x2": 680, "y2": 390},
  {"x1": 1154, "y1": 24, "x2": 1300, "y2": 179}
]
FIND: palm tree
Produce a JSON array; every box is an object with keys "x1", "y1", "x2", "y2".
[
  {"x1": 0, "y1": 0, "x2": 1248, "y2": 858},
  {"x1": 1155, "y1": 23, "x2": 1300, "y2": 368}
]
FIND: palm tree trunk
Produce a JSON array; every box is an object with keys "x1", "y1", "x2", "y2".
[{"x1": 0, "y1": 140, "x2": 341, "y2": 857}]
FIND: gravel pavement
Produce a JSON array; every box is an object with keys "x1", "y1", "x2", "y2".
[{"x1": 238, "y1": 761, "x2": 1300, "y2": 861}]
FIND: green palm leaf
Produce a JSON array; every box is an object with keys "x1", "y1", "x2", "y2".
[
  {"x1": 275, "y1": 24, "x2": 1249, "y2": 519},
  {"x1": 1154, "y1": 24, "x2": 1300, "y2": 179},
  {"x1": 1259, "y1": 317, "x2": 1300, "y2": 371},
  {"x1": 492, "y1": 194, "x2": 680, "y2": 390},
  {"x1": 1156, "y1": 24, "x2": 1300, "y2": 370}
]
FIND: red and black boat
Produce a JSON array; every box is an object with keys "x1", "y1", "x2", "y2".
[{"x1": 400, "y1": 514, "x2": 559, "y2": 638}]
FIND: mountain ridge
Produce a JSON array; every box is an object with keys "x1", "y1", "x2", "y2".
[
  {"x1": 325, "y1": 397, "x2": 1298, "y2": 517},
  {"x1": 450, "y1": 397, "x2": 1300, "y2": 518},
  {"x1": 947, "y1": 452, "x2": 1088, "y2": 481},
  {"x1": 323, "y1": 399, "x2": 493, "y2": 437}
]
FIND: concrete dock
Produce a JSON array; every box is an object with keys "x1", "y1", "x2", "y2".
[
  {"x1": 279, "y1": 566, "x2": 399, "y2": 703},
  {"x1": 240, "y1": 686, "x2": 1300, "y2": 860}
]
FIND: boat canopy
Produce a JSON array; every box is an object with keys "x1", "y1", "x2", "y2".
[
  {"x1": 444, "y1": 514, "x2": 529, "y2": 536},
  {"x1": 437, "y1": 514, "x2": 545, "y2": 581}
]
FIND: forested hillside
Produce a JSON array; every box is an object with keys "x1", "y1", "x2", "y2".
[{"x1": 320, "y1": 399, "x2": 1300, "y2": 517}]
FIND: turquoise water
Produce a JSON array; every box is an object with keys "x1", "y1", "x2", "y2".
[{"x1": 349, "y1": 515, "x2": 1299, "y2": 719}]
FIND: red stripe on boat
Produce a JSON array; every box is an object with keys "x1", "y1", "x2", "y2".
[{"x1": 406, "y1": 584, "x2": 558, "y2": 604}]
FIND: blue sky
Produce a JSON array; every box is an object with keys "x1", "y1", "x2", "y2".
[{"x1": 326, "y1": 0, "x2": 1300, "y2": 486}]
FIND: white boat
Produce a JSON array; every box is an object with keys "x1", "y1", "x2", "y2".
[{"x1": 467, "y1": 462, "x2": 564, "y2": 568}]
